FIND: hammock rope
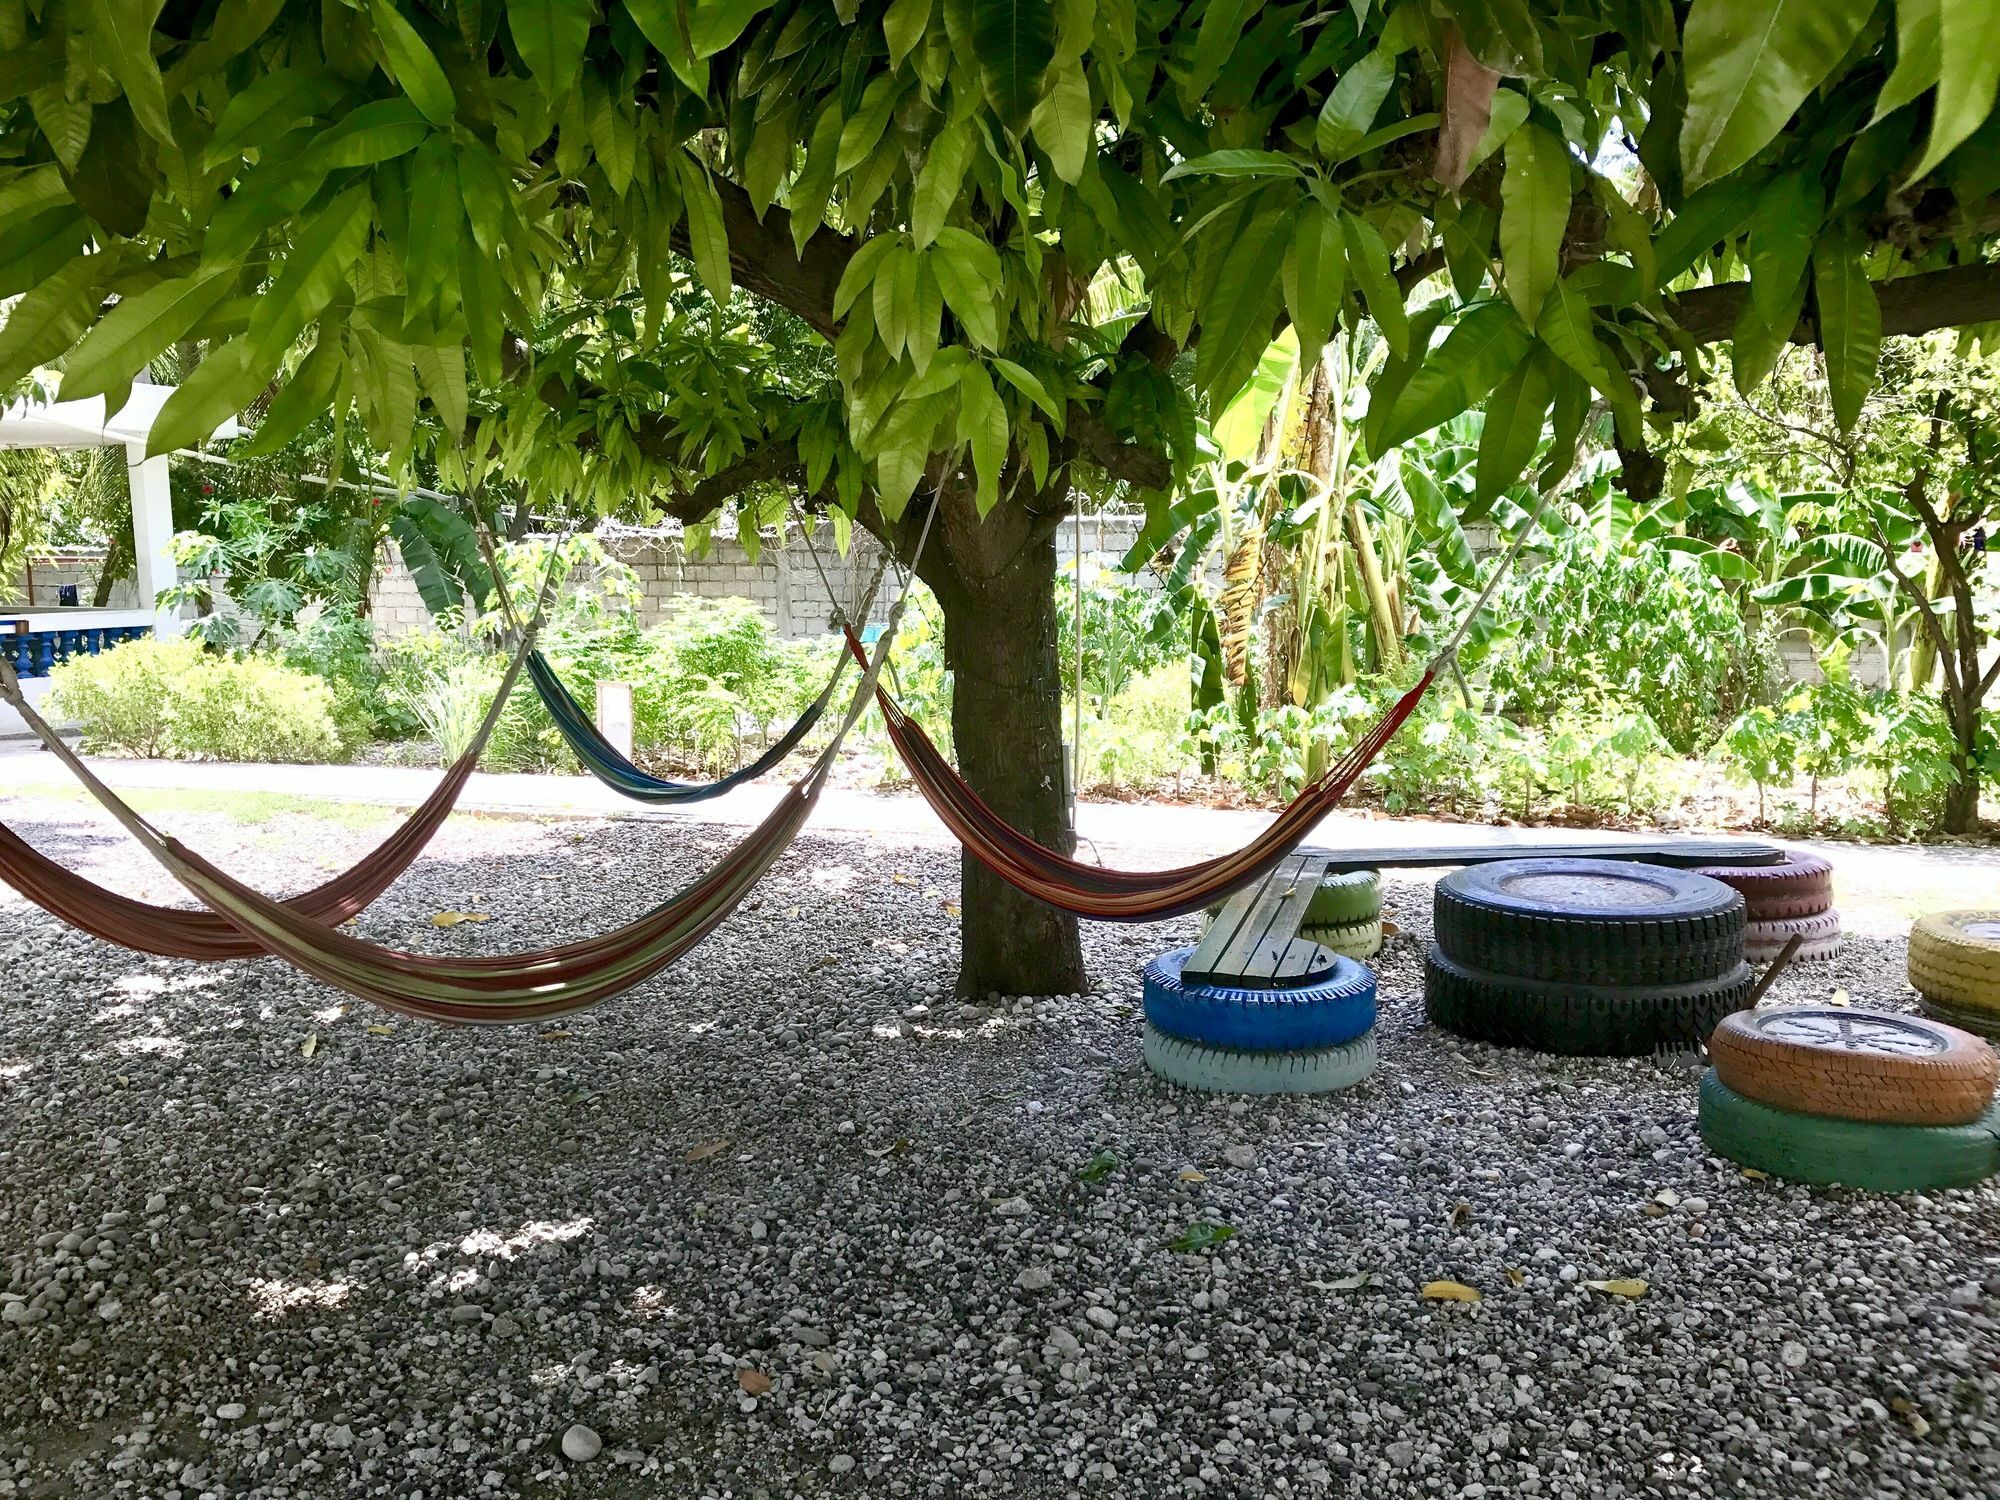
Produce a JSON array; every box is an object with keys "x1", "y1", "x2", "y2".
[
  {"x1": 0, "y1": 554, "x2": 563, "y2": 959},
  {"x1": 807, "y1": 492, "x2": 1551, "y2": 922},
  {"x1": 1, "y1": 507, "x2": 936, "y2": 1023}
]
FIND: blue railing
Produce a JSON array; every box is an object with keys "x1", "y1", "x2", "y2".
[{"x1": 6, "y1": 625, "x2": 151, "y2": 680}]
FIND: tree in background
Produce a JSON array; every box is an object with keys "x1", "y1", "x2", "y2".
[{"x1": 6, "y1": 2, "x2": 2000, "y2": 991}]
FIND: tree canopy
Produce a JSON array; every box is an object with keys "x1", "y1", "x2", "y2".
[{"x1": 5, "y1": 0, "x2": 2000, "y2": 536}]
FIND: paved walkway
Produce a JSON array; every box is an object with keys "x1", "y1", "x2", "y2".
[{"x1": 2, "y1": 738, "x2": 1992, "y2": 937}]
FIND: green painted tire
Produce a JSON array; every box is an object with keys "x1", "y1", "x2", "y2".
[
  {"x1": 1301, "y1": 917, "x2": 1382, "y2": 960},
  {"x1": 1697, "y1": 1070, "x2": 2000, "y2": 1192},
  {"x1": 1143, "y1": 1025, "x2": 1375, "y2": 1095},
  {"x1": 1202, "y1": 870, "x2": 1381, "y2": 938}
]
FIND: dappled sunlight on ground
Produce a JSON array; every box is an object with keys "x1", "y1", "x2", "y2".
[{"x1": 247, "y1": 1277, "x2": 356, "y2": 1320}]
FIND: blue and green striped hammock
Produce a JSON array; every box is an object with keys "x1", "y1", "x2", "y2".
[{"x1": 525, "y1": 652, "x2": 838, "y2": 804}]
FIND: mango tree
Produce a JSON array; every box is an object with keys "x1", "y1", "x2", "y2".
[{"x1": 5, "y1": 0, "x2": 2000, "y2": 992}]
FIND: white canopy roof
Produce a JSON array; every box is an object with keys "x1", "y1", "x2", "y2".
[{"x1": 0, "y1": 382, "x2": 239, "y2": 451}]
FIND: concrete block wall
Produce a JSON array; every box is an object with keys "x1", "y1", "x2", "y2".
[{"x1": 8, "y1": 549, "x2": 140, "y2": 609}]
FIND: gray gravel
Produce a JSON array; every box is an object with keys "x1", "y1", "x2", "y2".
[{"x1": 1, "y1": 797, "x2": 1998, "y2": 1500}]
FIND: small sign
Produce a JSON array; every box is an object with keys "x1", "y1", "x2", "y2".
[{"x1": 595, "y1": 680, "x2": 635, "y2": 760}]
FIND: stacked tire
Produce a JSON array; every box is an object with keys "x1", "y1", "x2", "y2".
[
  {"x1": 1700, "y1": 1006, "x2": 2000, "y2": 1190},
  {"x1": 1908, "y1": 911, "x2": 2000, "y2": 1036},
  {"x1": 1202, "y1": 869, "x2": 1384, "y2": 961},
  {"x1": 1689, "y1": 850, "x2": 1841, "y2": 963},
  {"x1": 1141, "y1": 947, "x2": 1377, "y2": 1095},
  {"x1": 1423, "y1": 858, "x2": 1753, "y2": 1056}
]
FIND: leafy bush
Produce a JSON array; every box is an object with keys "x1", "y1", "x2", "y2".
[
  {"x1": 52, "y1": 637, "x2": 351, "y2": 763},
  {"x1": 1860, "y1": 693, "x2": 1960, "y2": 833}
]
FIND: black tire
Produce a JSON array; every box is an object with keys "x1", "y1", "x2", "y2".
[
  {"x1": 1434, "y1": 858, "x2": 1744, "y2": 986},
  {"x1": 1424, "y1": 943, "x2": 1755, "y2": 1057}
]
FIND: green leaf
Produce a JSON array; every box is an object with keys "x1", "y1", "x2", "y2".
[
  {"x1": 1374, "y1": 301, "x2": 1533, "y2": 451},
  {"x1": 146, "y1": 337, "x2": 267, "y2": 456},
  {"x1": 413, "y1": 342, "x2": 469, "y2": 437},
  {"x1": 687, "y1": 0, "x2": 771, "y2": 56},
  {"x1": 1030, "y1": 57, "x2": 1091, "y2": 183},
  {"x1": 303, "y1": 98, "x2": 432, "y2": 171},
  {"x1": 989, "y1": 356, "x2": 1061, "y2": 425},
  {"x1": 1195, "y1": 206, "x2": 1289, "y2": 406},
  {"x1": 83, "y1": 0, "x2": 173, "y2": 145},
  {"x1": 1680, "y1": 0, "x2": 1877, "y2": 189},
  {"x1": 1316, "y1": 46, "x2": 1396, "y2": 160},
  {"x1": 369, "y1": 0, "x2": 456, "y2": 127},
  {"x1": 246, "y1": 183, "x2": 372, "y2": 365},
  {"x1": 911, "y1": 118, "x2": 971, "y2": 248},
  {"x1": 1281, "y1": 198, "x2": 1345, "y2": 355},
  {"x1": 1873, "y1": 0, "x2": 1940, "y2": 123},
  {"x1": 1160, "y1": 149, "x2": 1303, "y2": 182},
  {"x1": 0, "y1": 256, "x2": 105, "y2": 387},
  {"x1": 586, "y1": 74, "x2": 636, "y2": 195},
  {"x1": 0, "y1": 207, "x2": 90, "y2": 301},
  {"x1": 1499, "y1": 123, "x2": 1569, "y2": 324},
  {"x1": 1075, "y1": 1150, "x2": 1118, "y2": 1183},
  {"x1": 1730, "y1": 270, "x2": 1807, "y2": 395},
  {"x1": 458, "y1": 234, "x2": 504, "y2": 385},
  {"x1": 789, "y1": 103, "x2": 844, "y2": 257},
  {"x1": 1908, "y1": 0, "x2": 2000, "y2": 178},
  {"x1": 678, "y1": 154, "x2": 732, "y2": 306},
  {"x1": 963, "y1": 0, "x2": 1055, "y2": 129},
  {"x1": 1813, "y1": 230, "x2": 1880, "y2": 432},
  {"x1": 1537, "y1": 365, "x2": 1592, "y2": 490},
  {"x1": 1652, "y1": 174, "x2": 1762, "y2": 283},
  {"x1": 958, "y1": 361, "x2": 1008, "y2": 514},
  {"x1": 1744, "y1": 169, "x2": 1823, "y2": 323},
  {"x1": 929, "y1": 228, "x2": 1003, "y2": 348},
  {"x1": 884, "y1": 0, "x2": 933, "y2": 67},
  {"x1": 1475, "y1": 347, "x2": 1557, "y2": 505},
  {"x1": 838, "y1": 74, "x2": 900, "y2": 174},
  {"x1": 1341, "y1": 211, "x2": 1409, "y2": 359},
  {"x1": 874, "y1": 245, "x2": 918, "y2": 358},
  {"x1": 238, "y1": 335, "x2": 341, "y2": 457},
  {"x1": 1166, "y1": 1221, "x2": 1237, "y2": 1253},
  {"x1": 59, "y1": 266, "x2": 236, "y2": 403},
  {"x1": 834, "y1": 235, "x2": 899, "y2": 320},
  {"x1": 206, "y1": 69, "x2": 352, "y2": 166},
  {"x1": 0, "y1": 165, "x2": 71, "y2": 226},
  {"x1": 508, "y1": 0, "x2": 594, "y2": 98},
  {"x1": 741, "y1": 110, "x2": 793, "y2": 218},
  {"x1": 30, "y1": 89, "x2": 92, "y2": 172}
]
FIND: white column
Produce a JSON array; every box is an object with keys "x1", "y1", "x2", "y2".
[{"x1": 125, "y1": 443, "x2": 181, "y2": 638}]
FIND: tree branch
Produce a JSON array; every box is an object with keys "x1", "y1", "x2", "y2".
[
  {"x1": 1861, "y1": 506, "x2": 1964, "y2": 697},
  {"x1": 1672, "y1": 263, "x2": 2000, "y2": 347}
]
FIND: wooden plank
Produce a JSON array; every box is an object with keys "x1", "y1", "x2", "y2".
[
  {"x1": 1237, "y1": 856, "x2": 1330, "y2": 984},
  {"x1": 1296, "y1": 838, "x2": 1783, "y2": 874},
  {"x1": 1186, "y1": 858, "x2": 1299, "y2": 984}
]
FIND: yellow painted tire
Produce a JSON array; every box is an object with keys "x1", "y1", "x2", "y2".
[{"x1": 1908, "y1": 912, "x2": 2000, "y2": 1014}]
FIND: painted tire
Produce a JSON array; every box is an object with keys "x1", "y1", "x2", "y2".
[
  {"x1": 1708, "y1": 1007, "x2": 1998, "y2": 1126},
  {"x1": 1435, "y1": 859, "x2": 1745, "y2": 986},
  {"x1": 1744, "y1": 910, "x2": 1843, "y2": 964},
  {"x1": 1697, "y1": 1070, "x2": 2000, "y2": 1192},
  {"x1": 1142, "y1": 947, "x2": 1376, "y2": 1052},
  {"x1": 1424, "y1": 943, "x2": 1754, "y2": 1057},
  {"x1": 1918, "y1": 992, "x2": 2000, "y2": 1040},
  {"x1": 1907, "y1": 912, "x2": 2000, "y2": 1012},
  {"x1": 1301, "y1": 917, "x2": 1382, "y2": 961},
  {"x1": 1689, "y1": 850, "x2": 1834, "y2": 921},
  {"x1": 1143, "y1": 1025, "x2": 1376, "y2": 1095}
]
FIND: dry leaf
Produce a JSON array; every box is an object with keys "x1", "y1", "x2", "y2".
[
  {"x1": 1421, "y1": 1280, "x2": 1481, "y2": 1303},
  {"x1": 1642, "y1": 1203, "x2": 1668, "y2": 1218},
  {"x1": 431, "y1": 911, "x2": 491, "y2": 928},
  {"x1": 1830, "y1": 988, "x2": 1851, "y2": 1007},
  {"x1": 785, "y1": 906, "x2": 800, "y2": 919},
  {"x1": 1448, "y1": 1202, "x2": 1473, "y2": 1227},
  {"x1": 1741, "y1": 1167, "x2": 1771, "y2": 1181},
  {"x1": 736, "y1": 1368, "x2": 772, "y2": 1396},
  {"x1": 1433, "y1": 23, "x2": 1501, "y2": 190},
  {"x1": 540, "y1": 1029, "x2": 572, "y2": 1041},
  {"x1": 1324, "y1": 1271, "x2": 1378, "y2": 1291},
  {"x1": 891, "y1": 873, "x2": 916, "y2": 886},
  {"x1": 1380, "y1": 919, "x2": 1402, "y2": 936},
  {"x1": 299, "y1": 1032, "x2": 318, "y2": 1059},
  {"x1": 1177, "y1": 1168, "x2": 1207, "y2": 1183},
  {"x1": 942, "y1": 901, "x2": 961, "y2": 918},
  {"x1": 366, "y1": 1024, "x2": 395, "y2": 1036},
  {"x1": 1504, "y1": 1267, "x2": 1527, "y2": 1286},
  {"x1": 684, "y1": 1138, "x2": 729, "y2": 1163},
  {"x1": 1585, "y1": 1278, "x2": 1650, "y2": 1298},
  {"x1": 864, "y1": 1137, "x2": 911, "y2": 1158}
]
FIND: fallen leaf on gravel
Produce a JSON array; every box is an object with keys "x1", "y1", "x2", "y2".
[
  {"x1": 785, "y1": 906, "x2": 799, "y2": 918},
  {"x1": 1448, "y1": 1202, "x2": 1472, "y2": 1226},
  {"x1": 299, "y1": 1033, "x2": 318, "y2": 1059},
  {"x1": 891, "y1": 873, "x2": 916, "y2": 886},
  {"x1": 1643, "y1": 1203, "x2": 1668, "y2": 1218},
  {"x1": 737, "y1": 1369, "x2": 772, "y2": 1396},
  {"x1": 1167, "y1": 1222, "x2": 1237, "y2": 1253},
  {"x1": 366, "y1": 1024, "x2": 394, "y2": 1036},
  {"x1": 684, "y1": 1139, "x2": 729, "y2": 1163},
  {"x1": 1504, "y1": 1268, "x2": 1527, "y2": 1286},
  {"x1": 1076, "y1": 1151, "x2": 1118, "y2": 1183},
  {"x1": 942, "y1": 901, "x2": 961, "y2": 918},
  {"x1": 1585, "y1": 1278, "x2": 1650, "y2": 1298},
  {"x1": 1380, "y1": 920, "x2": 1401, "y2": 936},
  {"x1": 1741, "y1": 1167, "x2": 1770, "y2": 1181},
  {"x1": 431, "y1": 911, "x2": 490, "y2": 928},
  {"x1": 1177, "y1": 1168, "x2": 1207, "y2": 1183},
  {"x1": 1320, "y1": 1272, "x2": 1379, "y2": 1291},
  {"x1": 864, "y1": 1138, "x2": 911, "y2": 1158},
  {"x1": 540, "y1": 1029, "x2": 571, "y2": 1041},
  {"x1": 1421, "y1": 1280, "x2": 1481, "y2": 1303}
]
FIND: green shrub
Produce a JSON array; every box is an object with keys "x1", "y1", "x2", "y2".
[{"x1": 52, "y1": 637, "x2": 351, "y2": 763}]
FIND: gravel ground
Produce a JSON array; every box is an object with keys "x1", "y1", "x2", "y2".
[{"x1": 2, "y1": 796, "x2": 1998, "y2": 1500}]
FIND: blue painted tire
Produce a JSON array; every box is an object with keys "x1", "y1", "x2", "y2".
[{"x1": 1141, "y1": 946, "x2": 1376, "y2": 1051}]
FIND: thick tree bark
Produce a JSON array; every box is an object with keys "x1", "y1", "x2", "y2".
[{"x1": 915, "y1": 486, "x2": 1086, "y2": 999}]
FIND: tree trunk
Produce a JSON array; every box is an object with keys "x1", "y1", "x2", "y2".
[
  {"x1": 922, "y1": 492, "x2": 1087, "y2": 999},
  {"x1": 1942, "y1": 688, "x2": 1982, "y2": 834}
]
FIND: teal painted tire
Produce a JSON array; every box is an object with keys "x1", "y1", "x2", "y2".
[
  {"x1": 1143, "y1": 1025, "x2": 1376, "y2": 1096},
  {"x1": 1697, "y1": 1070, "x2": 2000, "y2": 1192},
  {"x1": 1307, "y1": 870, "x2": 1381, "y2": 926},
  {"x1": 1302, "y1": 917, "x2": 1382, "y2": 960}
]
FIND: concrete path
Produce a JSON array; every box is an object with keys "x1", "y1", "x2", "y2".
[{"x1": 2, "y1": 737, "x2": 1992, "y2": 938}]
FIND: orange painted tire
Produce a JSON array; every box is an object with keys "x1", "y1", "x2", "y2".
[{"x1": 1708, "y1": 1007, "x2": 1998, "y2": 1126}]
